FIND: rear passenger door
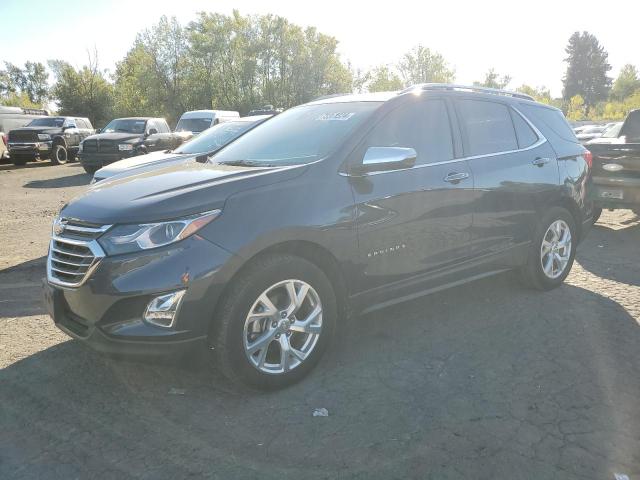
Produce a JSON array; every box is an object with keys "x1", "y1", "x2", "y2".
[
  {"x1": 455, "y1": 98, "x2": 560, "y2": 259},
  {"x1": 350, "y1": 97, "x2": 475, "y2": 295}
]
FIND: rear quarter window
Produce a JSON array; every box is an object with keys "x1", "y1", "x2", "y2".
[{"x1": 518, "y1": 104, "x2": 578, "y2": 143}]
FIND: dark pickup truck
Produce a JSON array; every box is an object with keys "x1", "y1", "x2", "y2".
[
  {"x1": 79, "y1": 117, "x2": 185, "y2": 174},
  {"x1": 586, "y1": 109, "x2": 640, "y2": 221},
  {"x1": 7, "y1": 116, "x2": 94, "y2": 166}
]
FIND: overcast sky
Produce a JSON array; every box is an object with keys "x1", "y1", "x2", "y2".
[{"x1": 1, "y1": 0, "x2": 638, "y2": 97}]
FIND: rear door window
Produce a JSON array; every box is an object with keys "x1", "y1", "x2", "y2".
[
  {"x1": 364, "y1": 99, "x2": 454, "y2": 165},
  {"x1": 457, "y1": 99, "x2": 518, "y2": 156}
]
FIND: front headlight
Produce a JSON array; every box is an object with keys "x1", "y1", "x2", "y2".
[
  {"x1": 38, "y1": 134, "x2": 51, "y2": 141},
  {"x1": 118, "y1": 144, "x2": 134, "y2": 151},
  {"x1": 98, "y1": 210, "x2": 221, "y2": 255}
]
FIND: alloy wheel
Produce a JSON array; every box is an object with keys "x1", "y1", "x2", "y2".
[
  {"x1": 243, "y1": 279, "x2": 323, "y2": 374},
  {"x1": 540, "y1": 219, "x2": 572, "y2": 279}
]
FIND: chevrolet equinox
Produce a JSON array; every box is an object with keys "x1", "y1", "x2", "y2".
[{"x1": 43, "y1": 84, "x2": 594, "y2": 389}]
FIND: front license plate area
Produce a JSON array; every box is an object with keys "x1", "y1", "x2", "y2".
[{"x1": 600, "y1": 190, "x2": 624, "y2": 200}]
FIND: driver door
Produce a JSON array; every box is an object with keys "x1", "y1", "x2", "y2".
[{"x1": 349, "y1": 97, "x2": 475, "y2": 297}]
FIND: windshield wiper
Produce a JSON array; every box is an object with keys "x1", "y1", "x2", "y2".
[{"x1": 217, "y1": 159, "x2": 282, "y2": 167}]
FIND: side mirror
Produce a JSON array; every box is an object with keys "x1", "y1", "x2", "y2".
[
  {"x1": 147, "y1": 128, "x2": 158, "y2": 136},
  {"x1": 352, "y1": 147, "x2": 417, "y2": 175}
]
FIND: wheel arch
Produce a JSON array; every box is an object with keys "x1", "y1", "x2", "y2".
[
  {"x1": 546, "y1": 195, "x2": 584, "y2": 241},
  {"x1": 213, "y1": 240, "x2": 350, "y2": 327},
  {"x1": 52, "y1": 135, "x2": 67, "y2": 148}
]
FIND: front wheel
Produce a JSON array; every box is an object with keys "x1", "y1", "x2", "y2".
[
  {"x1": 209, "y1": 254, "x2": 337, "y2": 390},
  {"x1": 50, "y1": 144, "x2": 68, "y2": 165},
  {"x1": 519, "y1": 207, "x2": 577, "y2": 290}
]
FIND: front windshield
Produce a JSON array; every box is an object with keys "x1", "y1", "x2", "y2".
[
  {"x1": 175, "y1": 117, "x2": 213, "y2": 133},
  {"x1": 174, "y1": 121, "x2": 259, "y2": 155},
  {"x1": 102, "y1": 119, "x2": 147, "y2": 134},
  {"x1": 27, "y1": 117, "x2": 64, "y2": 127},
  {"x1": 213, "y1": 102, "x2": 380, "y2": 166},
  {"x1": 602, "y1": 123, "x2": 622, "y2": 138}
]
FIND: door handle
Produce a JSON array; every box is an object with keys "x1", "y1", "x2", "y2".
[
  {"x1": 532, "y1": 157, "x2": 551, "y2": 167},
  {"x1": 443, "y1": 172, "x2": 470, "y2": 184}
]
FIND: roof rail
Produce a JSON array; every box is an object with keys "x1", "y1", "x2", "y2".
[
  {"x1": 401, "y1": 83, "x2": 534, "y2": 101},
  {"x1": 22, "y1": 108, "x2": 49, "y2": 116}
]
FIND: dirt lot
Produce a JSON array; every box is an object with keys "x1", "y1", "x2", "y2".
[{"x1": 1, "y1": 161, "x2": 639, "y2": 479}]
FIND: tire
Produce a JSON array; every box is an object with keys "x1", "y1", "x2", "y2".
[
  {"x1": 50, "y1": 144, "x2": 68, "y2": 165},
  {"x1": 209, "y1": 254, "x2": 337, "y2": 390},
  {"x1": 83, "y1": 165, "x2": 98, "y2": 175},
  {"x1": 519, "y1": 207, "x2": 577, "y2": 291},
  {"x1": 591, "y1": 207, "x2": 602, "y2": 224},
  {"x1": 11, "y1": 155, "x2": 28, "y2": 166}
]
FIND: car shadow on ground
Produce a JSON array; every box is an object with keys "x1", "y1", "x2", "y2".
[
  {"x1": 23, "y1": 170, "x2": 91, "y2": 189},
  {"x1": 2, "y1": 274, "x2": 639, "y2": 479},
  {"x1": 0, "y1": 256, "x2": 47, "y2": 317},
  {"x1": 579, "y1": 212, "x2": 640, "y2": 286}
]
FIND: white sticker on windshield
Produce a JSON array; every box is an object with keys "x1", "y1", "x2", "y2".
[{"x1": 316, "y1": 112, "x2": 355, "y2": 121}]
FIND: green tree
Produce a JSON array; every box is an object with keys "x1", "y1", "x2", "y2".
[
  {"x1": 610, "y1": 64, "x2": 640, "y2": 101},
  {"x1": 366, "y1": 65, "x2": 403, "y2": 92},
  {"x1": 516, "y1": 84, "x2": 552, "y2": 104},
  {"x1": 48, "y1": 54, "x2": 113, "y2": 127},
  {"x1": 0, "y1": 61, "x2": 49, "y2": 105},
  {"x1": 474, "y1": 68, "x2": 511, "y2": 89},
  {"x1": 562, "y1": 31, "x2": 611, "y2": 107},
  {"x1": 397, "y1": 45, "x2": 455, "y2": 87},
  {"x1": 566, "y1": 94, "x2": 586, "y2": 121}
]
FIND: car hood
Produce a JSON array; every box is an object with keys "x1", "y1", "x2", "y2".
[
  {"x1": 93, "y1": 151, "x2": 191, "y2": 181},
  {"x1": 62, "y1": 161, "x2": 306, "y2": 224},
  {"x1": 85, "y1": 132, "x2": 143, "y2": 143}
]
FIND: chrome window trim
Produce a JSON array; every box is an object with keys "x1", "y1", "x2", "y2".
[{"x1": 341, "y1": 105, "x2": 548, "y2": 177}]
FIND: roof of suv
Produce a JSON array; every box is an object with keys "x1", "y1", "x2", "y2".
[{"x1": 307, "y1": 83, "x2": 549, "y2": 109}]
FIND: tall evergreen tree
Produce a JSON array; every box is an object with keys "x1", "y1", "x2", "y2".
[{"x1": 562, "y1": 31, "x2": 611, "y2": 107}]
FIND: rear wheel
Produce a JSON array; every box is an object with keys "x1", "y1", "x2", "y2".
[
  {"x1": 519, "y1": 207, "x2": 577, "y2": 290},
  {"x1": 50, "y1": 144, "x2": 68, "y2": 165},
  {"x1": 209, "y1": 254, "x2": 337, "y2": 390}
]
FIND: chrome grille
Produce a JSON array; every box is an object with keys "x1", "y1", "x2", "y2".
[
  {"x1": 47, "y1": 219, "x2": 111, "y2": 288},
  {"x1": 82, "y1": 139, "x2": 97, "y2": 153}
]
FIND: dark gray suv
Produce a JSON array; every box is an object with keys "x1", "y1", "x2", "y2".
[{"x1": 43, "y1": 84, "x2": 595, "y2": 389}]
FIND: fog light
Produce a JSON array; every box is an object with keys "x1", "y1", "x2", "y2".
[{"x1": 144, "y1": 290, "x2": 186, "y2": 328}]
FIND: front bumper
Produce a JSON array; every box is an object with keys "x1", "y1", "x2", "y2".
[
  {"x1": 43, "y1": 235, "x2": 237, "y2": 357},
  {"x1": 8, "y1": 141, "x2": 51, "y2": 157},
  {"x1": 79, "y1": 152, "x2": 131, "y2": 168}
]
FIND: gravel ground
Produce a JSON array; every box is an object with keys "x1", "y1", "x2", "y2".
[{"x1": 1, "y1": 161, "x2": 639, "y2": 479}]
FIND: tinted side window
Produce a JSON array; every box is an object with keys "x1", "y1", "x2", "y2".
[
  {"x1": 364, "y1": 99, "x2": 453, "y2": 165},
  {"x1": 64, "y1": 118, "x2": 77, "y2": 128},
  {"x1": 518, "y1": 104, "x2": 577, "y2": 143},
  {"x1": 511, "y1": 109, "x2": 538, "y2": 148},
  {"x1": 457, "y1": 100, "x2": 518, "y2": 156}
]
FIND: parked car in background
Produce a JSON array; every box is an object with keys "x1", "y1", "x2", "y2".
[
  {"x1": 586, "y1": 110, "x2": 640, "y2": 221},
  {"x1": 576, "y1": 125, "x2": 607, "y2": 143},
  {"x1": 8, "y1": 116, "x2": 93, "y2": 166},
  {"x1": 247, "y1": 104, "x2": 283, "y2": 116},
  {"x1": 79, "y1": 117, "x2": 184, "y2": 174},
  {"x1": 586, "y1": 122, "x2": 623, "y2": 145},
  {"x1": 0, "y1": 106, "x2": 49, "y2": 161},
  {"x1": 92, "y1": 115, "x2": 272, "y2": 182},
  {"x1": 44, "y1": 84, "x2": 593, "y2": 390},
  {"x1": 174, "y1": 110, "x2": 240, "y2": 140}
]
